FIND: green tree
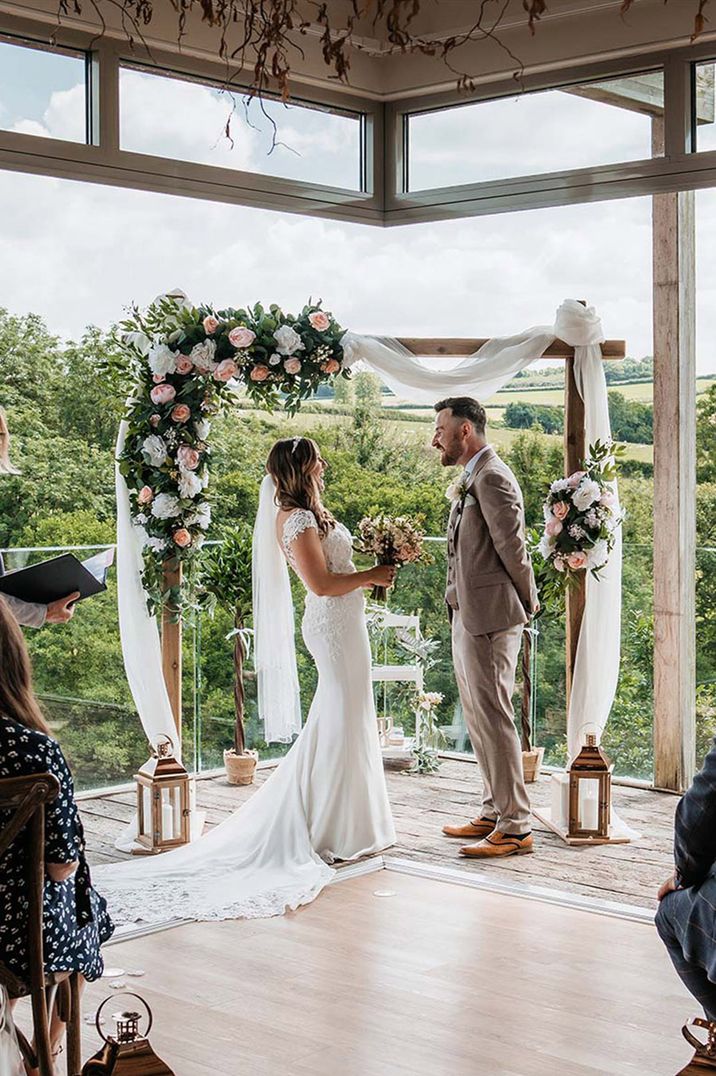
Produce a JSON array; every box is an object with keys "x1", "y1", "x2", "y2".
[{"x1": 697, "y1": 384, "x2": 716, "y2": 482}]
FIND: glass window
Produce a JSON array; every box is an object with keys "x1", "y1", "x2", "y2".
[
  {"x1": 0, "y1": 38, "x2": 87, "y2": 143},
  {"x1": 119, "y1": 66, "x2": 363, "y2": 190},
  {"x1": 693, "y1": 62, "x2": 716, "y2": 151},
  {"x1": 407, "y1": 70, "x2": 664, "y2": 192}
]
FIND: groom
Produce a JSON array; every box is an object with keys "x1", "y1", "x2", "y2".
[{"x1": 432, "y1": 397, "x2": 538, "y2": 859}]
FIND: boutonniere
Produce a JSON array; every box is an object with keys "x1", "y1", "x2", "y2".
[{"x1": 445, "y1": 478, "x2": 476, "y2": 507}]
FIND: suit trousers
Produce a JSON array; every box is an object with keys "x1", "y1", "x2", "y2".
[
  {"x1": 451, "y1": 611, "x2": 531, "y2": 835},
  {"x1": 656, "y1": 882, "x2": 716, "y2": 1021}
]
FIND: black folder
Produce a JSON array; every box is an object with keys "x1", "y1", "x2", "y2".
[{"x1": 0, "y1": 551, "x2": 113, "y2": 606}]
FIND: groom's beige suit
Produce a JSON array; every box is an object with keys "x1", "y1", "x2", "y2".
[{"x1": 446, "y1": 446, "x2": 538, "y2": 834}]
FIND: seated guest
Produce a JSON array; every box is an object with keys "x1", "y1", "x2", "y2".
[
  {"x1": 0, "y1": 600, "x2": 114, "y2": 1072},
  {"x1": 657, "y1": 738, "x2": 716, "y2": 1049},
  {"x1": 0, "y1": 407, "x2": 79, "y2": 628}
]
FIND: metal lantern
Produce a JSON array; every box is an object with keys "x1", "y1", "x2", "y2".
[
  {"x1": 134, "y1": 735, "x2": 190, "y2": 855},
  {"x1": 568, "y1": 734, "x2": 613, "y2": 839},
  {"x1": 81, "y1": 992, "x2": 175, "y2": 1074}
]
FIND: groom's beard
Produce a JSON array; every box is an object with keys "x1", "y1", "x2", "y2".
[{"x1": 438, "y1": 440, "x2": 462, "y2": 467}]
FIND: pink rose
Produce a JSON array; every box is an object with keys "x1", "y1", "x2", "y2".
[
  {"x1": 152, "y1": 373, "x2": 165, "y2": 384},
  {"x1": 284, "y1": 358, "x2": 302, "y2": 375},
  {"x1": 203, "y1": 315, "x2": 219, "y2": 334},
  {"x1": 228, "y1": 326, "x2": 256, "y2": 349},
  {"x1": 177, "y1": 445, "x2": 200, "y2": 470},
  {"x1": 149, "y1": 414, "x2": 161, "y2": 428},
  {"x1": 545, "y1": 519, "x2": 563, "y2": 537},
  {"x1": 175, "y1": 355, "x2": 194, "y2": 375},
  {"x1": 150, "y1": 383, "x2": 176, "y2": 405},
  {"x1": 553, "y1": 557, "x2": 565, "y2": 572},
  {"x1": 600, "y1": 490, "x2": 616, "y2": 508},
  {"x1": 213, "y1": 359, "x2": 238, "y2": 382},
  {"x1": 250, "y1": 365, "x2": 269, "y2": 382},
  {"x1": 321, "y1": 359, "x2": 341, "y2": 375},
  {"x1": 173, "y1": 528, "x2": 192, "y2": 548},
  {"x1": 552, "y1": 500, "x2": 569, "y2": 521},
  {"x1": 567, "y1": 551, "x2": 588, "y2": 570},
  {"x1": 308, "y1": 311, "x2": 330, "y2": 331},
  {"x1": 137, "y1": 485, "x2": 153, "y2": 505},
  {"x1": 567, "y1": 470, "x2": 586, "y2": 488},
  {"x1": 171, "y1": 403, "x2": 191, "y2": 424}
]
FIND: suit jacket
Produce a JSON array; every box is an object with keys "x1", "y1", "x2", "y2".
[
  {"x1": 674, "y1": 737, "x2": 716, "y2": 890},
  {"x1": 445, "y1": 447, "x2": 538, "y2": 636}
]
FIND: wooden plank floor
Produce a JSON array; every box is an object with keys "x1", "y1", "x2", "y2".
[
  {"x1": 81, "y1": 758, "x2": 678, "y2": 911},
  {"x1": 56, "y1": 872, "x2": 694, "y2": 1076}
]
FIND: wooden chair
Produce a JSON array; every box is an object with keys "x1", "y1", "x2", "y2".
[{"x1": 0, "y1": 774, "x2": 82, "y2": 1076}]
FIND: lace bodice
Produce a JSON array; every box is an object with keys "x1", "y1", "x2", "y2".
[{"x1": 282, "y1": 510, "x2": 364, "y2": 655}]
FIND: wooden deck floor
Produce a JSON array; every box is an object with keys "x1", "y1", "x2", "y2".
[
  {"x1": 81, "y1": 757, "x2": 677, "y2": 911},
  {"x1": 46, "y1": 872, "x2": 693, "y2": 1075}
]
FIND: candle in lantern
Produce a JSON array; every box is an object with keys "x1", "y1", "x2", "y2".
[{"x1": 579, "y1": 779, "x2": 600, "y2": 832}]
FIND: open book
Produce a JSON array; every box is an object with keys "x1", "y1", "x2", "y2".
[{"x1": 0, "y1": 548, "x2": 114, "y2": 605}]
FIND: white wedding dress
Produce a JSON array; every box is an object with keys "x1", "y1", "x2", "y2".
[{"x1": 94, "y1": 509, "x2": 396, "y2": 924}]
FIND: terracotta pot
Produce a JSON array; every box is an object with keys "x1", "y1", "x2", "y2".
[
  {"x1": 224, "y1": 748, "x2": 258, "y2": 786},
  {"x1": 522, "y1": 746, "x2": 545, "y2": 784}
]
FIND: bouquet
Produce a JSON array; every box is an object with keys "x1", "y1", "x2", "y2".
[
  {"x1": 356, "y1": 514, "x2": 429, "y2": 601},
  {"x1": 535, "y1": 439, "x2": 625, "y2": 595}
]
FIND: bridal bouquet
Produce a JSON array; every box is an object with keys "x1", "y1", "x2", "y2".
[
  {"x1": 357, "y1": 514, "x2": 429, "y2": 601},
  {"x1": 535, "y1": 439, "x2": 625, "y2": 594}
]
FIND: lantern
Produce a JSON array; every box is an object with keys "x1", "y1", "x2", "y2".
[
  {"x1": 81, "y1": 992, "x2": 175, "y2": 1075},
  {"x1": 134, "y1": 735, "x2": 190, "y2": 854},
  {"x1": 568, "y1": 734, "x2": 612, "y2": 839}
]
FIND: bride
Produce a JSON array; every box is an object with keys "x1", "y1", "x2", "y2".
[{"x1": 94, "y1": 436, "x2": 396, "y2": 923}]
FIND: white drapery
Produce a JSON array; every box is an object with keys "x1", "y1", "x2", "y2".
[{"x1": 115, "y1": 298, "x2": 621, "y2": 777}]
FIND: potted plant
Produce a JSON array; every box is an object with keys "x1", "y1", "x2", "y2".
[{"x1": 203, "y1": 524, "x2": 258, "y2": 785}]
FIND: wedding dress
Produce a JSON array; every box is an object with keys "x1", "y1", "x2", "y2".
[{"x1": 93, "y1": 506, "x2": 396, "y2": 924}]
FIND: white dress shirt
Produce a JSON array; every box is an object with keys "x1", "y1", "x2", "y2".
[{"x1": 463, "y1": 444, "x2": 492, "y2": 481}]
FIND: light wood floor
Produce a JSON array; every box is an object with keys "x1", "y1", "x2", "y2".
[
  {"x1": 66, "y1": 872, "x2": 692, "y2": 1076},
  {"x1": 81, "y1": 758, "x2": 677, "y2": 910}
]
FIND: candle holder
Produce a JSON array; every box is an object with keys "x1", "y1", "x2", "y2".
[
  {"x1": 133, "y1": 734, "x2": 190, "y2": 855},
  {"x1": 568, "y1": 734, "x2": 612, "y2": 839},
  {"x1": 81, "y1": 992, "x2": 175, "y2": 1074}
]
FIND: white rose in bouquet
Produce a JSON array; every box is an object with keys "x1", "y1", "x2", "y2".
[
  {"x1": 185, "y1": 503, "x2": 211, "y2": 530},
  {"x1": 194, "y1": 418, "x2": 211, "y2": 440},
  {"x1": 178, "y1": 468, "x2": 203, "y2": 500},
  {"x1": 572, "y1": 479, "x2": 602, "y2": 512},
  {"x1": 141, "y1": 434, "x2": 168, "y2": 467},
  {"x1": 151, "y1": 492, "x2": 181, "y2": 519},
  {"x1": 190, "y1": 339, "x2": 217, "y2": 373},
  {"x1": 274, "y1": 324, "x2": 305, "y2": 356},
  {"x1": 148, "y1": 343, "x2": 178, "y2": 378},
  {"x1": 143, "y1": 534, "x2": 168, "y2": 553},
  {"x1": 538, "y1": 533, "x2": 556, "y2": 559},
  {"x1": 586, "y1": 539, "x2": 609, "y2": 571}
]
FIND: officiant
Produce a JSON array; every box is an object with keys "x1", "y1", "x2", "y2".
[{"x1": 0, "y1": 407, "x2": 79, "y2": 628}]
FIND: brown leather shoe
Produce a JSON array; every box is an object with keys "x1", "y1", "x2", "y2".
[
  {"x1": 459, "y1": 831, "x2": 534, "y2": 858},
  {"x1": 442, "y1": 817, "x2": 497, "y2": 839}
]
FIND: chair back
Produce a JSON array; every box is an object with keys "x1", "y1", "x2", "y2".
[{"x1": 0, "y1": 774, "x2": 60, "y2": 997}]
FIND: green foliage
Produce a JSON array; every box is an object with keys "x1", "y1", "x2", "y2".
[
  {"x1": 607, "y1": 391, "x2": 653, "y2": 444},
  {"x1": 697, "y1": 384, "x2": 716, "y2": 483},
  {"x1": 202, "y1": 524, "x2": 253, "y2": 623},
  {"x1": 504, "y1": 401, "x2": 563, "y2": 434}
]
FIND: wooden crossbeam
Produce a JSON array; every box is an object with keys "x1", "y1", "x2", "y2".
[{"x1": 396, "y1": 338, "x2": 626, "y2": 359}]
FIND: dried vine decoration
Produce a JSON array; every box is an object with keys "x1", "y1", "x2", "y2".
[{"x1": 57, "y1": 0, "x2": 710, "y2": 103}]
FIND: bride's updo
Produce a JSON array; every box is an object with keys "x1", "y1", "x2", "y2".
[{"x1": 267, "y1": 437, "x2": 335, "y2": 537}]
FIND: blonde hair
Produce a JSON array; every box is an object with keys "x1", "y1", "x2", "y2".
[
  {"x1": 0, "y1": 408, "x2": 20, "y2": 475},
  {"x1": 266, "y1": 438, "x2": 335, "y2": 536}
]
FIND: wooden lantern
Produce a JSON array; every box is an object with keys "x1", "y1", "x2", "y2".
[
  {"x1": 134, "y1": 735, "x2": 190, "y2": 855},
  {"x1": 568, "y1": 734, "x2": 613, "y2": 839},
  {"x1": 81, "y1": 993, "x2": 175, "y2": 1074}
]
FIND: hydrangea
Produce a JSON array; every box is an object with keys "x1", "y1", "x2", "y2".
[
  {"x1": 143, "y1": 534, "x2": 168, "y2": 553},
  {"x1": 194, "y1": 418, "x2": 211, "y2": 440},
  {"x1": 586, "y1": 539, "x2": 609, "y2": 570},
  {"x1": 274, "y1": 324, "x2": 305, "y2": 356},
  {"x1": 148, "y1": 342, "x2": 178, "y2": 378},
  {"x1": 550, "y1": 478, "x2": 571, "y2": 494},
  {"x1": 141, "y1": 435, "x2": 168, "y2": 468},
  {"x1": 185, "y1": 503, "x2": 211, "y2": 530},
  {"x1": 151, "y1": 492, "x2": 181, "y2": 519},
  {"x1": 178, "y1": 468, "x2": 203, "y2": 500},
  {"x1": 568, "y1": 524, "x2": 587, "y2": 540}
]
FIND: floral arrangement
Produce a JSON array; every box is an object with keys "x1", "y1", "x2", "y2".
[
  {"x1": 117, "y1": 290, "x2": 347, "y2": 613},
  {"x1": 356, "y1": 514, "x2": 430, "y2": 601},
  {"x1": 412, "y1": 690, "x2": 446, "y2": 774},
  {"x1": 535, "y1": 439, "x2": 625, "y2": 594}
]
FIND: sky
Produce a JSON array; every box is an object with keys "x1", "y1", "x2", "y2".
[{"x1": 1, "y1": 40, "x2": 715, "y2": 373}]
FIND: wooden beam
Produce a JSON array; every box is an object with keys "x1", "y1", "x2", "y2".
[
  {"x1": 396, "y1": 338, "x2": 626, "y2": 359},
  {"x1": 652, "y1": 117, "x2": 696, "y2": 793},
  {"x1": 564, "y1": 354, "x2": 587, "y2": 711},
  {"x1": 161, "y1": 559, "x2": 183, "y2": 748}
]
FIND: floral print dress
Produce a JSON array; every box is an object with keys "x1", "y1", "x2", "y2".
[{"x1": 0, "y1": 714, "x2": 114, "y2": 984}]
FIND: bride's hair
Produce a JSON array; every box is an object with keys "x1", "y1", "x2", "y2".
[{"x1": 267, "y1": 437, "x2": 335, "y2": 536}]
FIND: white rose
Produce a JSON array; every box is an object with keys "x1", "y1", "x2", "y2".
[
  {"x1": 141, "y1": 434, "x2": 168, "y2": 468},
  {"x1": 572, "y1": 479, "x2": 602, "y2": 512},
  {"x1": 194, "y1": 418, "x2": 211, "y2": 440},
  {"x1": 178, "y1": 468, "x2": 203, "y2": 500},
  {"x1": 269, "y1": 353, "x2": 282, "y2": 366},
  {"x1": 538, "y1": 533, "x2": 556, "y2": 559},
  {"x1": 148, "y1": 342, "x2": 178, "y2": 378},
  {"x1": 273, "y1": 324, "x2": 305, "y2": 356},
  {"x1": 586, "y1": 539, "x2": 609, "y2": 570},
  {"x1": 190, "y1": 339, "x2": 217, "y2": 373},
  {"x1": 185, "y1": 502, "x2": 211, "y2": 530},
  {"x1": 151, "y1": 492, "x2": 181, "y2": 519},
  {"x1": 144, "y1": 534, "x2": 168, "y2": 553},
  {"x1": 124, "y1": 330, "x2": 152, "y2": 356}
]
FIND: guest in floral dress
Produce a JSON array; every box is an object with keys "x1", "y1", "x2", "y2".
[{"x1": 0, "y1": 600, "x2": 113, "y2": 1071}]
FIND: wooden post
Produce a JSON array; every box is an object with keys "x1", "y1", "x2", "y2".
[
  {"x1": 652, "y1": 118, "x2": 696, "y2": 792},
  {"x1": 564, "y1": 348, "x2": 587, "y2": 710},
  {"x1": 161, "y1": 559, "x2": 183, "y2": 747}
]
